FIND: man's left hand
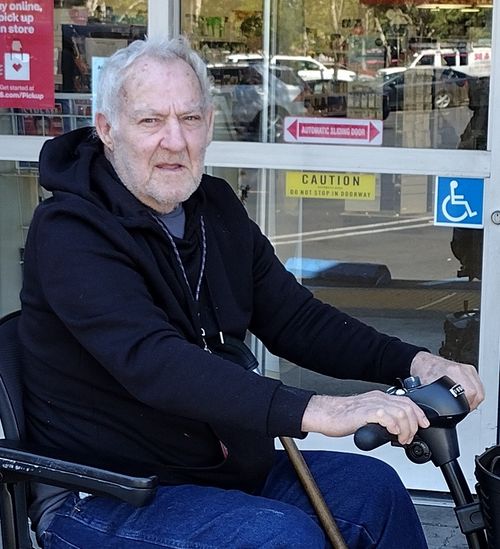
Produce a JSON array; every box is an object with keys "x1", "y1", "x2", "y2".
[{"x1": 410, "y1": 351, "x2": 484, "y2": 411}]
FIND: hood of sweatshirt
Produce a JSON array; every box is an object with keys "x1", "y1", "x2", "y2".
[{"x1": 40, "y1": 127, "x2": 106, "y2": 197}]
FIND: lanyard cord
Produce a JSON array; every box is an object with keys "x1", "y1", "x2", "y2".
[
  {"x1": 159, "y1": 214, "x2": 207, "y2": 303},
  {"x1": 154, "y1": 214, "x2": 211, "y2": 350}
]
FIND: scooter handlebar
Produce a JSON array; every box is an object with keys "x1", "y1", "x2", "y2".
[
  {"x1": 353, "y1": 376, "x2": 469, "y2": 455},
  {"x1": 354, "y1": 424, "x2": 398, "y2": 451},
  {"x1": 354, "y1": 377, "x2": 488, "y2": 548}
]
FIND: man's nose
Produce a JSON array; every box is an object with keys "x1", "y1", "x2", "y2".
[{"x1": 159, "y1": 119, "x2": 187, "y2": 151}]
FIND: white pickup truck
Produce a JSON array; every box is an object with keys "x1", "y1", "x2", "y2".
[{"x1": 379, "y1": 47, "x2": 491, "y2": 78}]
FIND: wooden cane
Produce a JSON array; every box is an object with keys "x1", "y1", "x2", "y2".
[{"x1": 279, "y1": 436, "x2": 348, "y2": 549}]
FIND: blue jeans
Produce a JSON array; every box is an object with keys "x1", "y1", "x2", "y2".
[{"x1": 40, "y1": 450, "x2": 428, "y2": 548}]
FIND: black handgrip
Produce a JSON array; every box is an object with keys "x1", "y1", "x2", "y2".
[{"x1": 354, "y1": 424, "x2": 397, "y2": 451}]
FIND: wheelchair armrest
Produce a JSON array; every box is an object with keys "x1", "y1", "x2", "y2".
[{"x1": 0, "y1": 439, "x2": 158, "y2": 507}]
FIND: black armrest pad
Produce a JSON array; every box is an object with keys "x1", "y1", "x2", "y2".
[{"x1": 0, "y1": 440, "x2": 158, "y2": 507}]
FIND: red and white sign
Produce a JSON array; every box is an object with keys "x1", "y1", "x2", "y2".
[
  {"x1": 285, "y1": 116, "x2": 383, "y2": 146},
  {"x1": 0, "y1": 0, "x2": 54, "y2": 108}
]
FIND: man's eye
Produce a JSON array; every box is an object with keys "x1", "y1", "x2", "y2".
[
  {"x1": 184, "y1": 115, "x2": 202, "y2": 122},
  {"x1": 140, "y1": 118, "x2": 158, "y2": 125}
]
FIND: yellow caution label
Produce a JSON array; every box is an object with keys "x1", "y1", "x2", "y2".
[{"x1": 285, "y1": 172, "x2": 376, "y2": 200}]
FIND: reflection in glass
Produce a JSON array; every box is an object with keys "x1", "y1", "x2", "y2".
[
  {"x1": 183, "y1": 0, "x2": 491, "y2": 149},
  {"x1": 0, "y1": 162, "x2": 40, "y2": 315},
  {"x1": 210, "y1": 63, "x2": 308, "y2": 141},
  {"x1": 0, "y1": 1, "x2": 147, "y2": 137},
  {"x1": 210, "y1": 166, "x2": 481, "y2": 393}
]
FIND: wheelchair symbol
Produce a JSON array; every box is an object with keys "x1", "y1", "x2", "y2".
[{"x1": 441, "y1": 180, "x2": 478, "y2": 223}]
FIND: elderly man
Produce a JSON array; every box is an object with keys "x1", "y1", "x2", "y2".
[{"x1": 19, "y1": 36, "x2": 483, "y2": 548}]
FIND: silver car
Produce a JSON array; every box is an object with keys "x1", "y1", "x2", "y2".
[{"x1": 208, "y1": 63, "x2": 308, "y2": 141}]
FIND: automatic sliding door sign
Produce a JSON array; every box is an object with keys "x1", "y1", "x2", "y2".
[
  {"x1": 284, "y1": 117, "x2": 383, "y2": 145},
  {"x1": 434, "y1": 177, "x2": 484, "y2": 228}
]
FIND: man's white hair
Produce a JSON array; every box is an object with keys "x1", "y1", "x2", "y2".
[{"x1": 94, "y1": 35, "x2": 213, "y2": 126}]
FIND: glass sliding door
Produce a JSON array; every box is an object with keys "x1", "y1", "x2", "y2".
[{"x1": 191, "y1": 0, "x2": 497, "y2": 492}]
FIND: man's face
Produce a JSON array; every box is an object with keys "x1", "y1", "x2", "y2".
[{"x1": 96, "y1": 57, "x2": 213, "y2": 213}]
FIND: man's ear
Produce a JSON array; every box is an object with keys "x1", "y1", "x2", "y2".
[
  {"x1": 205, "y1": 107, "x2": 214, "y2": 147},
  {"x1": 95, "y1": 112, "x2": 114, "y2": 151}
]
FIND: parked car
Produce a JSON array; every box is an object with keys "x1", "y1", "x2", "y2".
[
  {"x1": 227, "y1": 54, "x2": 357, "y2": 82},
  {"x1": 380, "y1": 67, "x2": 470, "y2": 112},
  {"x1": 271, "y1": 55, "x2": 357, "y2": 82},
  {"x1": 208, "y1": 62, "x2": 308, "y2": 141}
]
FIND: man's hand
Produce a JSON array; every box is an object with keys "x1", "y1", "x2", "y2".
[
  {"x1": 410, "y1": 351, "x2": 484, "y2": 411},
  {"x1": 301, "y1": 391, "x2": 430, "y2": 446}
]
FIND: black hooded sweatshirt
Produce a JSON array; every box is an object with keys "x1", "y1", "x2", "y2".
[{"x1": 20, "y1": 127, "x2": 424, "y2": 494}]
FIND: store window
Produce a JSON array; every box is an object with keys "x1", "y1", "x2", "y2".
[
  {"x1": 0, "y1": 1, "x2": 147, "y2": 137},
  {"x1": 183, "y1": 0, "x2": 492, "y2": 150},
  {"x1": 0, "y1": 1, "x2": 147, "y2": 315},
  {"x1": 206, "y1": 165, "x2": 481, "y2": 392}
]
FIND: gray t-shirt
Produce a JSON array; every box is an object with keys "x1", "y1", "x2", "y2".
[{"x1": 156, "y1": 204, "x2": 186, "y2": 238}]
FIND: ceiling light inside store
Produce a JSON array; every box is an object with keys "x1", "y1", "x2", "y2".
[
  {"x1": 418, "y1": 3, "x2": 471, "y2": 8},
  {"x1": 417, "y1": 1, "x2": 492, "y2": 8}
]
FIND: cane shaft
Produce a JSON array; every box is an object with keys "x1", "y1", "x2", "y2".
[{"x1": 280, "y1": 436, "x2": 348, "y2": 549}]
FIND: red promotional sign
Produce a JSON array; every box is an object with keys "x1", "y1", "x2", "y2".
[
  {"x1": 0, "y1": 0, "x2": 54, "y2": 108},
  {"x1": 285, "y1": 116, "x2": 383, "y2": 146}
]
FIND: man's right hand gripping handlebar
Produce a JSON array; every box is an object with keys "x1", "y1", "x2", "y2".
[
  {"x1": 301, "y1": 352, "x2": 484, "y2": 445},
  {"x1": 301, "y1": 385, "x2": 430, "y2": 446}
]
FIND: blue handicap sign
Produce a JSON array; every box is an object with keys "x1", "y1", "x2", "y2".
[{"x1": 434, "y1": 176, "x2": 484, "y2": 228}]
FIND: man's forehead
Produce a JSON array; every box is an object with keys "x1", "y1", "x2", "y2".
[
  {"x1": 121, "y1": 56, "x2": 202, "y2": 97},
  {"x1": 129, "y1": 55, "x2": 195, "y2": 79}
]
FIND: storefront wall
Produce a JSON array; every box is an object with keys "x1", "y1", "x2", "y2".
[{"x1": 0, "y1": 0, "x2": 498, "y2": 493}]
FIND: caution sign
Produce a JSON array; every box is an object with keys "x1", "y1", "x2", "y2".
[{"x1": 286, "y1": 172, "x2": 376, "y2": 200}]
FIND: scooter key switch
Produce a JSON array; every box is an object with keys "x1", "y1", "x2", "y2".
[{"x1": 403, "y1": 376, "x2": 422, "y2": 389}]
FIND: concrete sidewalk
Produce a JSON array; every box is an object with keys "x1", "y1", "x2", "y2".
[{"x1": 415, "y1": 497, "x2": 470, "y2": 548}]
